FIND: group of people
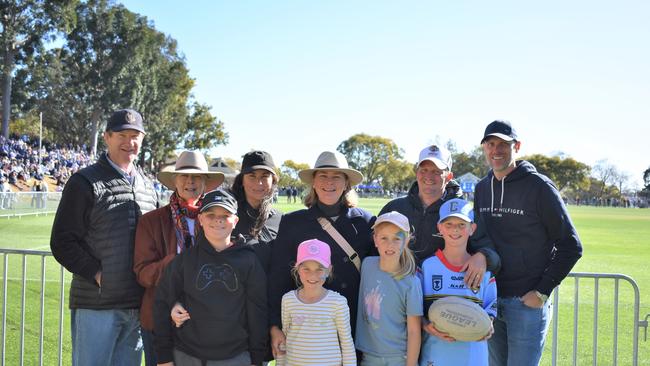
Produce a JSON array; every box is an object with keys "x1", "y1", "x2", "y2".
[
  {"x1": 49, "y1": 109, "x2": 582, "y2": 366},
  {"x1": 0, "y1": 135, "x2": 93, "y2": 191},
  {"x1": 282, "y1": 186, "x2": 300, "y2": 203}
]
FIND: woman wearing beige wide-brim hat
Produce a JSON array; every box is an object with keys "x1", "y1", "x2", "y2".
[
  {"x1": 133, "y1": 150, "x2": 224, "y2": 366},
  {"x1": 268, "y1": 150, "x2": 375, "y2": 362}
]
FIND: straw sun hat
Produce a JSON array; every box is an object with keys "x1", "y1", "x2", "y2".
[
  {"x1": 158, "y1": 151, "x2": 225, "y2": 191},
  {"x1": 298, "y1": 151, "x2": 363, "y2": 186}
]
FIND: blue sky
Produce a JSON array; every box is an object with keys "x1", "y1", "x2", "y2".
[{"x1": 120, "y1": 0, "x2": 649, "y2": 189}]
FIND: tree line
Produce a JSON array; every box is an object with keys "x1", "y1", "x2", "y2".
[
  {"x1": 276, "y1": 133, "x2": 648, "y2": 206},
  {"x1": 1, "y1": 0, "x2": 227, "y2": 169},
  {"x1": 3, "y1": 2, "x2": 648, "y2": 203}
]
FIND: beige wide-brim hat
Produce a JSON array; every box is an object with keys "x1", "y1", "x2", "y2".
[
  {"x1": 158, "y1": 151, "x2": 225, "y2": 191},
  {"x1": 298, "y1": 151, "x2": 364, "y2": 186}
]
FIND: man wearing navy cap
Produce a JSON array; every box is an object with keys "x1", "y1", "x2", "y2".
[
  {"x1": 475, "y1": 120, "x2": 582, "y2": 366},
  {"x1": 51, "y1": 109, "x2": 158, "y2": 365}
]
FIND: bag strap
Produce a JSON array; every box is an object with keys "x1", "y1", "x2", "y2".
[{"x1": 317, "y1": 217, "x2": 361, "y2": 272}]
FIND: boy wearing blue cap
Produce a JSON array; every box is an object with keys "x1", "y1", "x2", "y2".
[{"x1": 419, "y1": 198, "x2": 497, "y2": 366}]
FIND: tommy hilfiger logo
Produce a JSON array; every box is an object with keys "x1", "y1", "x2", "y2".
[{"x1": 479, "y1": 207, "x2": 525, "y2": 216}]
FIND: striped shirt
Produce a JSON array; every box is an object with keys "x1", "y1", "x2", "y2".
[{"x1": 279, "y1": 290, "x2": 356, "y2": 366}]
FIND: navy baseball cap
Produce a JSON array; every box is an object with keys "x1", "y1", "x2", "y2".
[
  {"x1": 200, "y1": 189, "x2": 238, "y2": 214},
  {"x1": 438, "y1": 198, "x2": 474, "y2": 223},
  {"x1": 481, "y1": 120, "x2": 517, "y2": 144},
  {"x1": 106, "y1": 109, "x2": 145, "y2": 134}
]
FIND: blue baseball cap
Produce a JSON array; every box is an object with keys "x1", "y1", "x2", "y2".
[{"x1": 438, "y1": 198, "x2": 474, "y2": 223}]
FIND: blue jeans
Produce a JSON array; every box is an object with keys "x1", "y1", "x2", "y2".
[
  {"x1": 488, "y1": 296, "x2": 552, "y2": 366},
  {"x1": 142, "y1": 328, "x2": 157, "y2": 366},
  {"x1": 71, "y1": 308, "x2": 143, "y2": 366}
]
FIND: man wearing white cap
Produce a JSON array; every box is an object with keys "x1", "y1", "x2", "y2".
[{"x1": 380, "y1": 144, "x2": 500, "y2": 289}]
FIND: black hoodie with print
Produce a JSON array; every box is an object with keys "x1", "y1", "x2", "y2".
[
  {"x1": 473, "y1": 160, "x2": 582, "y2": 298},
  {"x1": 153, "y1": 232, "x2": 268, "y2": 365}
]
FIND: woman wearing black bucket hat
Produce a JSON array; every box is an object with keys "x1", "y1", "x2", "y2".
[
  {"x1": 229, "y1": 150, "x2": 282, "y2": 273},
  {"x1": 267, "y1": 150, "x2": 375, "y2": 361}
]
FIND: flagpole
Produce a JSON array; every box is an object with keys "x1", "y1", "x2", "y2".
[{"x1": 39, "y1": 112, "x2": 43, "y2": 166}]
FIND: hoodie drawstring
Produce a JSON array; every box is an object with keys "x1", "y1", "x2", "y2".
[
  {"x1": 490, "y1": 176, "x2": 495, "y2": 213},
  {"x1": 490, "y1": 175, "x2": 507, "y2": 213},
  {"x1": 501, "y1": 176, "x2": 506, "y2": 207}
]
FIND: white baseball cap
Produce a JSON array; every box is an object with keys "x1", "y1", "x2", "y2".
[
  {"x1": 372, "y1": 211, "x2": 411, "y2": 232},
  {"x1": 417, "y1": 145, "x2": 452, "y2": 171}
]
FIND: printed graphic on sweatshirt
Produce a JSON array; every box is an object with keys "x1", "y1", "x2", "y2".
[{"x1": 195, "y1": 263, "x2": 238, "y2": 292}]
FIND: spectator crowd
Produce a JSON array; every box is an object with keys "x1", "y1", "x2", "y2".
[{"x1": 0, "y1": 135, "x2": 94, "y2": 192}]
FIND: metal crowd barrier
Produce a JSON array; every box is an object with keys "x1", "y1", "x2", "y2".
[
  {"x1": 0, "y1": 191, "x2": 170, "y2": 218},
  {"x1": 0, "y1": 192, "x2": 61, "y2": 218},
  {"x1": 550, "y1": 272, "x2": 649, "y2": 366},
  {"x1": 0, "y1": 249, "x2": 648, "y2": 365},
  {"x1": 0, "y1": 249, "x2": 66, "y2": 366}
]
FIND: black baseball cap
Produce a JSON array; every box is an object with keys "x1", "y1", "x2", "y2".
[
  {"x1": 241, "y1": 150, "x2": 276, "y2": 175},
  {"x1": 200, "y1": 189, "x2": 238, "y2": 214},
  {"x1": 106, "y1": 109, "x2": 145, "y2": 134},
  {"x1": 481, "y1": 120, "x2": 517, "y2": 144}
]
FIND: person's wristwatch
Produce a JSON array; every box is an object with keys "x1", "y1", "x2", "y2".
[{"x1": 534, "y1": 290, "x2": 549, "y2": 303}]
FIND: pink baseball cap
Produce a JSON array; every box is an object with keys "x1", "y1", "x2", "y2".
[{"x1": 295, "y1": 239, "x2": 331, "y2": 268}]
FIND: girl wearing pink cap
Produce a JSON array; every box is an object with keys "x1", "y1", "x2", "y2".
[{"x1": 276, "y1": 239, "x2": 356, "y2": 366}]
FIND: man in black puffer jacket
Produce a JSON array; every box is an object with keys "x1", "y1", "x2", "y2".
[
  {"x1": 380, "y1": 144, "x2": 500, "y2": 289},
  {"x1": 50, "y1": 109, "x2": 158, "y2": 366}
]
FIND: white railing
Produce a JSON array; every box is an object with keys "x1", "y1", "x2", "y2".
[
  {"x1": 0, "y1": 250, "x2": 647, "y2": 366},
  {"x1": 0, "y1": 193, "x2": 61, "y2": 218}
]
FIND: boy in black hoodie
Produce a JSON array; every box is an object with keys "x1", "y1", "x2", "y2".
[
  {"x1": 154, "y1": 189, "x2": 268, "y2": 366},
  {"x1": 474, "y1": 121, "x2": 582, "y2": 366}
]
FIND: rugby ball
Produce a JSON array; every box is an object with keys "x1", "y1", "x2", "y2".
[{"x1": 427, "y1": 296, "x2": 491, "y2": 342}]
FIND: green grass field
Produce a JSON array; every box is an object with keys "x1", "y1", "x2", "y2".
[{"x1": 1, "y1": 201, "x2": 649, "y2": 365}]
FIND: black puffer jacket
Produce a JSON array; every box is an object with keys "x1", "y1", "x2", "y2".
[
  {"x1": 380, "y1": 180, "x2": 500, "y2": 272},
  {"x1": 50, "y1": 153, "x2": 158, "y2": 309}
]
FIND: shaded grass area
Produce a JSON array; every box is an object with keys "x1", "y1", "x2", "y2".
[{"x1": 1, "y1": 203, "x2": 649, "y2": 365}]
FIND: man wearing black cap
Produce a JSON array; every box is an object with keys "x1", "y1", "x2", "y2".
[
  {"x1": 50, "y1": 109, "x2": 158, "y2": 365},
  {"x1": 474, "y1": 120, "x2": 582, "y2": 366}
]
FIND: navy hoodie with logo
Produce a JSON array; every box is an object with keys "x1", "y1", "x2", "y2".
[{"x1": 474, "y1": 160, "x2": 582, "y2": 298}]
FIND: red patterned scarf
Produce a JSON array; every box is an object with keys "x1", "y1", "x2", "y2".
[{"x1": 169, "y1": 192, "x2": 200, "y2": 252}]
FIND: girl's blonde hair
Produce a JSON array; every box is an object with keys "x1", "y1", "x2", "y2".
[
  {"x1": 290, "y1": 261, "x2": 333, "y2": 288},
  {"x1": 374, "y1": 222, "x2": 417, "y2": 280}
]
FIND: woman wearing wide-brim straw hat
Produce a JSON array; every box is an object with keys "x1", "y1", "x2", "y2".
[
  {"x1": 268, "y1": 150, "x2": 376, "y2": 362},
  {"x1": 133, "y1": 150, "x2": 224, "y2": 366}
]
